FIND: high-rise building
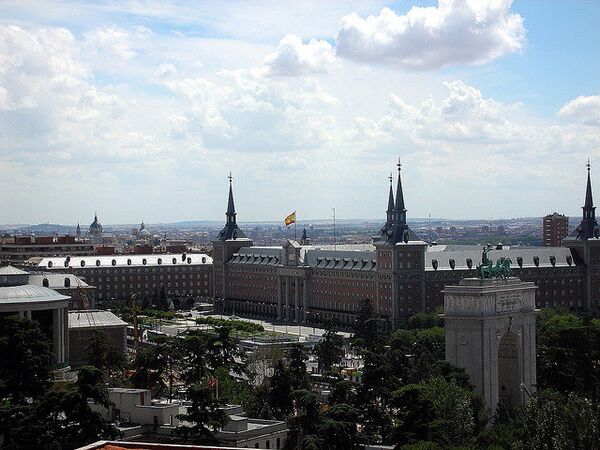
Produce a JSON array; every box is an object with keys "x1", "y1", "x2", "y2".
[{"x1": 543, "y1": 212, "x2": 569, "y2": 246}]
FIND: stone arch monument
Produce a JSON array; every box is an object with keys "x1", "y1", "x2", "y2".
[{"x1": 444, "y1": 277, "x2": 537, "y2": 413}]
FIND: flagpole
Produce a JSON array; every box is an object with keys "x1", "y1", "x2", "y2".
[
  {"x1": 294, "y1": 216, "x2": 297, "y2": 241},
  {"x1": 332, "y1": 207, "x2": 336, "y2": 250}
]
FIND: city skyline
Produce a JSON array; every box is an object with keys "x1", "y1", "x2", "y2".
[{"x1": 0, "y1": 0, "x2": 599, "y2": 223}]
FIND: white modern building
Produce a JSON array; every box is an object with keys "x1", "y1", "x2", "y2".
[{"x1": 0, "y1": 265, "x2": 70, "y2": 366}]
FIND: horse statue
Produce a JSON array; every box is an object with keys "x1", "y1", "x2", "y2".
[{"x1": 476, "y1": 244, "x2": 512, "y2": 279}]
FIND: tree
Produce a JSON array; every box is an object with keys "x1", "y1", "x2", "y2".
[
  {"x1": 314, "y1": 323, "x2": 345, "y2": 373},
  {"x1": 85, "y1": 329, "x2": 126, "y2": 377},
  {"x1": 288, "y1": 344, "x2": 309, "y2": 391},
  {"x1": 157, "y1": 285, "x2": 170, "y2": 311},
  {"x1": 407, "y1": 311, "x2": 443, "y2": 330},
  {"x1": 269, "y1": 359, "x2": 293, "y2": 420},
  {"x1": 175, "y1": 384, "x2": 228, "y2": 444},
  {"x1": 2, "y1": 366, "x2": 117, "y2": 449},
  {"x1": 320, "y1": 403, "x2": 361, "y2": 450},
  {"x1": 285, "y1": 390, "x2": 322, "y2": 450},
  {"x1": 0, "y1": 315, "x2": 51, "y2": 405},
  {"x1": 141, "y1": 293, "x2": 151, "y2": 310},
  {"x1": 537, "y1": 310, "x2": 600, "y2": 399},
  {"x1": 391, "y1": 377, "x2": 476, "y2": 448},
  {"x1": 131, "y1": 344, "x2": 167, "y2": 394},
  {"x1": 353, "y1": 298, "x2": 382, "y2": 353}
]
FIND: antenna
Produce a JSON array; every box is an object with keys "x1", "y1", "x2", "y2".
[{"x1": 332, "y1": 207, "x2": 336, "y2": 250}]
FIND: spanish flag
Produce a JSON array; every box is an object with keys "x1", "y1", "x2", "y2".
[{"x1": 284, "y1": 211, "x2": 296, "y2": 226}]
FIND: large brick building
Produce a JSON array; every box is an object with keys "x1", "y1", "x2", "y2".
[
  {"x1": 35, "y1": 253, "x2": 213, "y2": 308},
  {"x1": 213, "y1": 163, "x2": 600, "y2": 329}
]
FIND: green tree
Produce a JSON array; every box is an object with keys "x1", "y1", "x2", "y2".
[
  {"x1": 85, "y1": 329, "x2": 126, "y2": 377},
  {"x1": 320, "y1": 403, "x2": 361, "y2": 450},
  {"x1": 285, "y1": 389, "x2": 322, "y2": 450},
  {"x1": 175, "y1": 384, "x2": 228, "y2": 444},
  {"x1": 288, "y1": 344, "x2": 309, "y2": 391},
  {"x1": 269, "y1": 359, "x2": 294, "y2": 420},
  {"x1": 157, "y1": 285, "x2": 170, "y2": 311},
  {"x1": 314, "y1": 323, "x2": 345, "y2": 373},
  {"x1": 353, "y1": 298, "x2": 382, "y2": 352},
  {"x1": 391, "y1": 377, "x2": 476, "y2": 448},
  {"x1": 131, "y1": 344, "x2": 167, "y2": 395},
  {"x1": 407, "y1": 311, "x2": 443, "y2": 330},
  {"x1": 0, "y1": 315, "x2": 51, "y2": 405},
  {"x1": 3, "y1": 366, "x2": 117, "y2": 449}
]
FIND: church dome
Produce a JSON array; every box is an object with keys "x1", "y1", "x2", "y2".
[{"x1": 89, "y1": 213, "x2": 103, "y2": 235}]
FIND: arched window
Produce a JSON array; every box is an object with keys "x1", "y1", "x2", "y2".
[
  {"x1": 466, "y1": 258, "x2": 473, "y2": 269},
  {"x1": 566, "y1": 255, "x2": 573, "y2": 266},
  {"x1": 127, "y1": 259, "x2": 132, "y2": 266},
  {"x1": 172, "y1": 258, "x2": 177, "y2": 264},
  {"x1": 201, "y1": 257, "x2": 206, "y2": 264},
  {"x1": 64, "y1": 260, "x2": 69, "y2": 268},
  {"x1": 533, "y1": 256, "x2": 539, "y2": 267},
  {"x1": 80, "y1": 260, "x2": 85, "y2": 267},
  {"x1": 549, "y1": 256, "x2": 556, "y2": 267},
  {"x1": 449, "y1": 259, "x2": 455, "y2": 270},
  {"x1": 142, "y1": 258, "x2": 147, "y2": 265},
  {"x1": 42, "y1": 278, "x2": 49, "y2": 287},
  {"x1": 157, "y1": 258, "x2": 162, "y2": 265},
  {"x1": 47, "y1": 261, "x2": 53, "y2": 268},
  {"x1": 188, "y1": 258, "x2": 192, "y2": 264},
  {"x1": 64, "y1": 277, "x2": 70, "y2": 288},
  {"x1": 96, "y1": 259, "x2": 101, "y2": 266},
  {"x1": 432, "y1": 259, "x2": 438, "y2": 271},
  {"x1": 111, "y1": 259, "x2": 117, "y2": 266},
  {"x1": 517, "y1": 257, "x2": 523, "y2": 268}
]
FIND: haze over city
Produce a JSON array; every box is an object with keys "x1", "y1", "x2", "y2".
[{"x1": 1, "y1": 0, "x2": 599, "y2": 224}]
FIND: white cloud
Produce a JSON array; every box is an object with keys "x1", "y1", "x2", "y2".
[
  {"x1": 158, "y1": 67, "x2": 338, "y2": 152},
  {"x1": 83, "y1": 26, "x2": 137, "y2": 60},
  {"x1": 336, "y1": 1, "x2": 525, "y2": 70},
  {"x1": 558, "y1": 94, "x2": 600, "y2": 126},
  {"x1": 263, "y1": 34, "x2": 336, "y2": 77}
]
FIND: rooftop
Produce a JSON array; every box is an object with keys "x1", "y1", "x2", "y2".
[
  {"x1": 0, "y1": 284, "x2": 70, "y2": 305},
  {"x1": 37, "y1": 253, "x2": 212, "y2": 270},
  {"x1": 69, "y1": 310, "x2": 127, "y2": 329}
]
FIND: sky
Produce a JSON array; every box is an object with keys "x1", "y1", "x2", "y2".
[{"x1": 0, "y1": 0, "x2": 599, "y2": 225}]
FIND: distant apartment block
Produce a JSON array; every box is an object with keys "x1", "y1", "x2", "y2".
[
  {"x1": 0, "y1": 235, "x2": 95, "y2": 264},
  {"x1": 543, "y1": 213, "x2": 569, "y2": 246}
]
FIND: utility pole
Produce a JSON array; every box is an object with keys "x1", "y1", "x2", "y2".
[{"x1": 332, "y1": 207, "x2": 336, "y2": 250}]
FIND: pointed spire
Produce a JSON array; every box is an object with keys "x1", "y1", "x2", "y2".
[
  {"x1": 573, "y1": 160, "x2": 600, "y2": 240},
  {"x1": 585, "y1": 159, "x2": 594, "y2": 211},
  {"x1": 227, "y1": 171, "x2": 236, "y2": 218},
  {"x1": 395, "y1": 157, "x2": 406, "y2": 224},
  {"x1": 218, "y1": 172, "x2": 246, "y2": 241},
  {"x1": 387, "y1": 172, "x2": 395, "y2": 218}
]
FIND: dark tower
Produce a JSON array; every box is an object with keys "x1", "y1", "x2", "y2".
[
  {"x1": 212, "y1": 173, "x2": 253, "y2": 311},
  {"x1": 563, "y1": 161, "x2": 600, "y2": 311},
  {"x1": 377, "y1": 158, "x2": 419, "y2": 245},
  {"x1": 573, "y1": 160, "x2": 600, "y2": 240},
  {"x1": 374, "y1": 159, "x2": 427, "y2": 328}
]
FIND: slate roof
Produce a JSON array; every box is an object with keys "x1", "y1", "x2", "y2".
[
  {"x1": 69, "y1": 310, "x2": 127, "y2": 329},
  {"x1": 426, "y1": 246, "x2": 577, "y2": 271},
  {"x1": 0, "y1": 285, "x2": 70, "y2": 304},
  {"x1": 29, "y1": 273, "x2": 92, "y2": 290}
]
